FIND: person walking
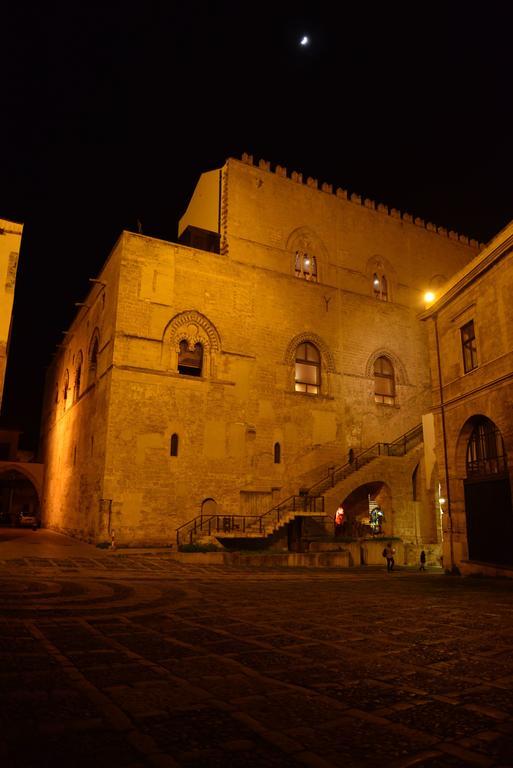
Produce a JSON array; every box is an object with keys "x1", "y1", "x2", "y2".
[
  {"x1": 384, "y1": 542, "x2": 396, "y2": 572},
  {"x1": 419, "y1": 550, "x2": 426, "y2": 571}
]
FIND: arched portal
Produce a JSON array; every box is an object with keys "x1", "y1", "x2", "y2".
[
  {"x1": 0, "y1": 469, "x2": 40, "y2": 527},
  {"x1": 463, "y1": 416, "x2": 513, "y2": 565},
  {"x1": 201, "y1": 498, "x2": 218, "y2": 517},
  {"x1": 339, "y1": 481, "x2": 393, "y2": 537}
]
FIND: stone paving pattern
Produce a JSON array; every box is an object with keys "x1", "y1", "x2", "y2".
[{"x1": 1, "y1": 530, "x2": 513, "y2": 766}]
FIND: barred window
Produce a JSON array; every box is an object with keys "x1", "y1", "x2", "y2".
[{"x1": 466, "y1": 418, "x2": 506, "y2": 477}]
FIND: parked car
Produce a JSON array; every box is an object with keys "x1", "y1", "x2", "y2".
[{"x1": 17, "y1": 510, "x2": 40, "y2": 529}]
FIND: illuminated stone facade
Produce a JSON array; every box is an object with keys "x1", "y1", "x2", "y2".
[
  {"x1": 422, "y1": 221, "x2": 513, "y2": 575},
  {"x1": 0, "y1": 218, "x2": 23, "y2": 413},
  {"x1": 40, "y1": 156, "x2": 479, "y2": 547}
]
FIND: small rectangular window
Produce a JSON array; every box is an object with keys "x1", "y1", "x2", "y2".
[{"x1": 461, "y1": 320, "x2": 478, "y2": 373}]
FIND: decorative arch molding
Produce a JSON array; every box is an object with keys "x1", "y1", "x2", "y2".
[
  {"x1": 163, "y1": 310, "x2": 221, "y2": 351},
  {"x1": 162, "y1": 310, "x2": 221, "y2": 377},
  {"x1": 284, "y1": 332, "x2": 336, "y2": 373},
  {"x1": 365, "y1": 349, "x2": 408, "y2": 386}
]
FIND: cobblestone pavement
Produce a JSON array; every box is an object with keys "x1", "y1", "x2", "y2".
[{"x1": 2, "y1": 531, "x2": 513, "y2": 767}]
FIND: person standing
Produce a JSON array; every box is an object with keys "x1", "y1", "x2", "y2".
[
  {"x1": 334, "y1": 506, "x2": 344, "y2": 537},
  {"x1": 384, "y1": 542, "x2": 396, "y2": 572},
  {"x1": 419, "y1": 550, "x2": 426, "y2": 571}
]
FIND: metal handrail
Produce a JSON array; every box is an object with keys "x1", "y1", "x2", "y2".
[
  {"x1": 308, "y1": 423, "x2": 423, "y2": 496},
  {"x1": 176, "y1": 423, "x2": 423, "y2": 545}
]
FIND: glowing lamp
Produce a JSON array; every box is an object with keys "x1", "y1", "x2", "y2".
[
  {"x1": 373, "y1": 277, "x2": 380, "y2": 286},
  {"x1": 439, "y1": 497, "x2": 446, "y2": 505},
  {"x1": 424, "y1": 291, "x2": 435, "y2": 303}
]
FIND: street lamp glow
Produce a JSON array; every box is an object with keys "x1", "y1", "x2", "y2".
[{"x1": 300, "y1": 35, "x2": 309, "y2": 46}]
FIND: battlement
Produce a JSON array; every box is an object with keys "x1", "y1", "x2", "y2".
[{"x1": 239, "y1": 153, "x2": 482, "y2": 249}]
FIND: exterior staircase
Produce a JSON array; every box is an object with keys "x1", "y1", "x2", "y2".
[{"x1": 176, "y1": 423, "x2": 423, "y2": 547}]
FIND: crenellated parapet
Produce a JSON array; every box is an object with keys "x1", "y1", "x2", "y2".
[{"x1": 239, "y1": 153, "x2": 482, "y2": 249}]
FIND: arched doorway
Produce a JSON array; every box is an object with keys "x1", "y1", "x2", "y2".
[
  {"x1": 340, "y1": 481, "x2": 393, "y2": 537},
  {"x1": 201, "y1": 498, "x2": 217, "y2": 517},
  {"x1": 464, "y1": 416, "x2": 513, "y2": 565},
  {"x1": 0, "y1": 469, "x2": 40, "y2": 527}
]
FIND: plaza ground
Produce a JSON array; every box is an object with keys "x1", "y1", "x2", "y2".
[{"x1": 1, "y1": 529, "x2": 513, "y2": 767}]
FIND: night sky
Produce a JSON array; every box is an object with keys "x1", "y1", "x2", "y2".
[{"x1": 1, "y1": 2, "x2": 512, "y2": 449}]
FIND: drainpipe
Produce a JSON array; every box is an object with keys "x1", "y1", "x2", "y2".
[{"x1": 433, "y1": 313, "x2": 455, "y2": 571}]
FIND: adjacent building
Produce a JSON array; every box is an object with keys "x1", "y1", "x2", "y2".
[
  {"x1": 0, "y1": 218, "x2": 22, "y2": 412},
  {"x1": 422, "y1": 220, "x2": 513, "y2": 576},
  {"x1": 40, "y1": 155, "x2": 479, "y2": 551},
  {"x1": 0, "y1": 218, "x2": 44, "y2": 526}
]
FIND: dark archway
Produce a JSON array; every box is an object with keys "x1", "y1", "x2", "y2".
[
  {"x1": 340, "y1": 481, "x2": 393, "y2": 537},
  {"x1": 463, "y1": 416, "x2": 513, "y2": 565},
  {"x1": 0, "y1": 470, "x2": 40, "y2": 527}
]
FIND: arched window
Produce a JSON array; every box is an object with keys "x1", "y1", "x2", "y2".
[
  {"x1": 374, "y1": 356, "x2": 395, "y2": 404},
  {"x1": 466, "y1": 417, "x2": 507, "y2": 477},
  {"x1": 74, "y1": 352, "x2": 83, "y2": 402},
  {"x1": 412, "y1": 464, "x2": 419, "y2": 501},
  {"x1": 274, "y1": 442, "x2": 281, "y2": 464},
  {"x1": 295, "y1": 251, "x2": 317, "y2": 282},
  {"x1": 63, "y1": 370, "x2": 69, "y2": 402},
  {"x1": 178, "y1": 340, "x2": 203, "y2": 376},
  {"x1": 87, "y1": 336, "x2": 99, "y2": 387},
  {"x1": 295, "y1": 342, "x2": 320, "y2": 394},
  {"x1": 170, "y1": 433, "x2": 179, "y2": 457},
  {"x1": 373, "y1": 273, "x2": 388, "y2": 301}
]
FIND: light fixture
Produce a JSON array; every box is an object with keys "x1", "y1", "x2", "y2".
[
  {"x1": 373, "y1": 277, "x2": 380, "y2": 286},
  {"x1": 439, "y1": 497, "x2": 446, "y2": 505},
  {"x1": 424, "y1": 291, "x2": 435, "y2": 303}
]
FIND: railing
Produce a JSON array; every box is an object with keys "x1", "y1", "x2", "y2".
[
  {"x1": 307, "y1": 423, "x2": 423, "y2": 496},
  {"x1": 254, "y1": 493, "x2": 325, "y2": 530},
  {"x1": 177, "y1": 513, "x2": 263, "y2": 546},
  {"x1": 176, "y1": 423, "x2": 423, "y2": 546}
]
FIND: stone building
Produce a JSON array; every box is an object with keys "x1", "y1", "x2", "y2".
[
  {"x1": 422, "y1": 220, "x2": 513, "y2": 576},
  {"x1": 0, "y1": 217, "x2": 22, "y2": 413},
  {"x1": 40, "y1": 155, "x2": 479, "y2": 550},
  {"x1": 0, "y1": 217, "x2": 44, "y2": 526}
]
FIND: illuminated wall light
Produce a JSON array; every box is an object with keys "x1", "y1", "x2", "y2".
[{"x1": 424, "y1": 291, "x2": 435, "y2": 304}]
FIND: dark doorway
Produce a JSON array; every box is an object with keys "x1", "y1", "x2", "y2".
[
  {"x1": 465, "y1": 478, "x2": 513, "y2": 565},
  {"x1": 464, "y1": 416, "x2": 513, "y2": 565}
]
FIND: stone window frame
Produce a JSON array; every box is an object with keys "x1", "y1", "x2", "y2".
[
  {"x1": 373, "y1": 272, "x2": 388, "y2": 301},
  {"x1": 87, "y1": 329, "x2": 100, "y2": 387},
  {"x1": 74, "y1": 351, "x2": 83, "y2": 402},
  {"x1": 366, "y1": 256, "x2": 395, "y2": 303},
  {"x1": 286, "y1": 226, "x2": 328, "y2": 285},
  {"x1": 63, "y1": 370, "x2": 69, "y2": 404},
  {"x1": 274, "y1": 442, "x2": 281, "y2": 464},
  {"x1": 284, "y1": 332, "x2": 336, "y2": 397},
  {"x1": 162, "y1": 310, "x2": 221, "y2": 380},
  {"x1": 373, "y1": 355, "x2": 395, "y2": 404},
  {"x1": 170, "y1": 433, "x2": 179, "y2": 457},
  {"x1": 461, "y1": 319, "x2": 478, "y2": 374},
  {"x1": 366, "y1": 349, "x2": 407, "y2": 407}
]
